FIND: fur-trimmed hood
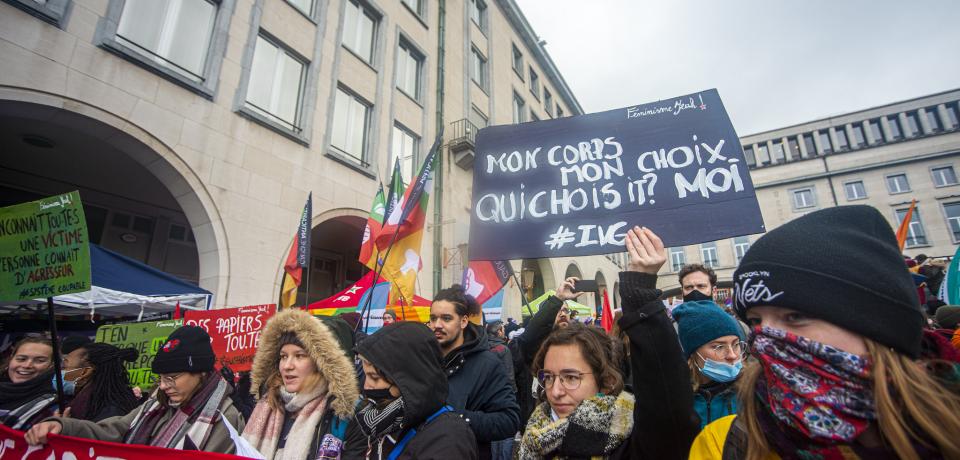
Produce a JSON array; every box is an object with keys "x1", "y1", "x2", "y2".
[{"x1": 250, "y1": 309, "x2": 359, "y2": 418}]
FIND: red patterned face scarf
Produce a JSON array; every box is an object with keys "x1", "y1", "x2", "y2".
[{"x1": 751, "y1": 326, "x2": 876, "y2": 443}]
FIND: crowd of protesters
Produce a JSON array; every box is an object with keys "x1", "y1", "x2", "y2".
[{"x1": 4, "y1": 205, "x2": 960, "y2": 459}]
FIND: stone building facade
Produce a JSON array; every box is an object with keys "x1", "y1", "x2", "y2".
[{"x1": 0, "y1": 0, "x2": 623, "y2": 318}]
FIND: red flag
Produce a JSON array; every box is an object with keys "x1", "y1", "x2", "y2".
[
  {"x1": 462, "y1": 260, "x2": 513, "y2": 305},
  {"x1": 601, "y1": 290, "x2": 614, "y2": 332},
  {"x1": 173, "y1": 301, "x2": 181, "y2": 320},
  {"x1": 895, "y1": 198, "x2": 917, "y2": 251}
]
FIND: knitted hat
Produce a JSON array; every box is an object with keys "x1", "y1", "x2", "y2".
[
  {"x1": 672, "y1": 300, "x2": 745, "y2": 359},
  {"x1": 61, "y1": 336, "x2": 91, "y2": 355},
  {"x1": 733, "y1": 205, "x2": 923, "y2": 357},
  {"x1": 935, "y1": 306, "x2": 960, "y2": 330},
  {"x1": 151, "y1": 326, "x2": 216, "y2": 374}
]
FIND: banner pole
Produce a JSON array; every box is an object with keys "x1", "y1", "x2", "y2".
[
  {"x1": 358, "y1": 226, "x2": 402, "y2": 334},
  {"x1": 46, "y1": 297, "x2": 65, "y2": 411},
  {"x1": 510, "y1": 270, "x2": 536, "y2": 318}
]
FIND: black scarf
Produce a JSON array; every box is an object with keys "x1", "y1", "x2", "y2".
[
  {"x1": 354, "y1": 397, "x2": 405, "y2": 439},
  {"x1": 0, "y1": 370, "x2": 55, "y2": 410}
]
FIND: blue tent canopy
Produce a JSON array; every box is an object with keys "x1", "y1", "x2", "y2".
[{"x1": 1, "y1": 243, "x2": 212, "y2": 318}]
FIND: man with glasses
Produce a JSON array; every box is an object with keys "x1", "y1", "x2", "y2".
[{"x1": 671, "y1": 300, "x2": 747, "y2": 429}]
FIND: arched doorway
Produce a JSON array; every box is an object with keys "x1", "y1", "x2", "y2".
[
  {"x1": 294, "y1": 212, "x2": 367, "y2": 305},
  {"x1": 595, "y1": 271, "x2": 608, "y2": 317},
  {"x1": 0, "y1": 97, "x2": 223, "y2": 295},
  {"x1": 520, "y1": 258, "x2": 555, "y2": 302},
  {"x1": 564, "y1": 263, "x2": 582, "y2": 280}
]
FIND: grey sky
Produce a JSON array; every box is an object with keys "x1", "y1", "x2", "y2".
[{"x1": 514, "y1": 0, "x2": 960, "y2": 136}]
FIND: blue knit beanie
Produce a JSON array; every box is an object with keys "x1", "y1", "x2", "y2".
[{"x1": 672, "y1": 300, "x2": 744, "y2": 359}]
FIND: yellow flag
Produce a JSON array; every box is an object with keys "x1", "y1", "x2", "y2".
[
  {"x1": 380, "y1": 229, "x2": 425, "y2": 304},
  {"x1": 280, "y1": 272, "x2": 298, "y2": 309}
]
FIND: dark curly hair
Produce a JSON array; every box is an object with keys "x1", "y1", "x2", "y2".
[
  {"x1": 532, "y1": 323, "x2": 625, "y2": 395},
  {"x1": 432, "y1": 284, "x2": 481, "y2": 317},
  {"x1": 678, "y1": 263, "x2": 717, "y2": 287}
]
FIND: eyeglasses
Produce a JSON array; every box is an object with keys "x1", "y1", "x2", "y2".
[
  {"x1": 537, "y1": 370, "x2": 592, "y2": 391},
  {"x1": 706, "y1": 341, "x2": 748, "y2": 358},
  {"x1": 150, "y1": 373, "x2": 184, "y2": 386}
]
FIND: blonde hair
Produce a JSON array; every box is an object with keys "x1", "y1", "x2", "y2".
[{"x1": 737, "y1": 339, "x2": 960, "y2": 460}]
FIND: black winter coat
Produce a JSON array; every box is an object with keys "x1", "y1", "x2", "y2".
[
  {"x1": 444, "y1": 323, "x2": 520, "y2": 457},
  {"x1": 344, "y1": 322, "x2": 478, "y2": 460},
  {"x1": 616, "y1": 271, "x2": 700, "y2": 459}
]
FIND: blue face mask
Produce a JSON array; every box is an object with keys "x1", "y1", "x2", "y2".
[
  {"x1": 52, "y1": 368, "x2": 86, "y2": 396},
  {"x1": 697, "y1": 357, "x2": 742, "y2": 383}
]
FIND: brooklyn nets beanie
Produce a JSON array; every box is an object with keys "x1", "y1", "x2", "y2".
[{"x1": 733, "y1": 205, "x2": 923, "y2": 357}]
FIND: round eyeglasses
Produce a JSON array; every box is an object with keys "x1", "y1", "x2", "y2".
[{"x1": 537, "y1": 370, "x2": 592, "y2": 391}]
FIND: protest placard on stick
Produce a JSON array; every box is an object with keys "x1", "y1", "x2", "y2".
[
  {"x1": 469, "y1": 89, "x2": 765, "y2": 260},
  {"x1": 95, "y1": 319, "x2": 182, "y2": 387}
]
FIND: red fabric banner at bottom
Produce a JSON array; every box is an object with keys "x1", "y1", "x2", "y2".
[{"x1": 0, "y1": 424, "x2": 247, "y2": 460}]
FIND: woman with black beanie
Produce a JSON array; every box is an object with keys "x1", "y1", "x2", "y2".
[
  {"x1": 62, "y1": 343, "x2": 140, "y2": 422},
  {"x1": 690, "y1": 205, "x2": 960, "y2": 460}
]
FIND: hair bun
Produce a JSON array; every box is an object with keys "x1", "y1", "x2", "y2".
[{"x1": 119, "y1": 347, "x2": 139, "y2": 362}]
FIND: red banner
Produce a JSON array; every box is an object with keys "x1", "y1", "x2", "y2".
[
  {"x1": 184, "y1": 304, "x2": 277, "y2": 372},
  {"x1": 0, "y1": 424, "x2": 244, "y2": 460}
]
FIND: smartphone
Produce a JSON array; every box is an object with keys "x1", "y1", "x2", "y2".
[{"x1": 572, "y1": 279, "x2": 599, "y2": 293}]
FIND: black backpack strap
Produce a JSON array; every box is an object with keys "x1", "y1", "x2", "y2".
[{"x1": 721, "y1": 416, "x2": 748, "y2": 460}]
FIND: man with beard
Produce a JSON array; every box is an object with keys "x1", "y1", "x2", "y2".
[
  {"x1": 429, "y1": 286, "x2": 519, "y2": 459},
  {"x1": 508, "y1": 277, "x2": 584, "y2": 426}
]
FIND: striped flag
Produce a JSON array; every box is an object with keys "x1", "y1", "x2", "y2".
[{"x1": 281, "y1": 193, "x2": 312, "y2": 309}]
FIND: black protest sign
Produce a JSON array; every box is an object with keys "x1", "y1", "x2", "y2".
[{"x1": 468, "y1": 89, "x2": 765, "y2": 260}]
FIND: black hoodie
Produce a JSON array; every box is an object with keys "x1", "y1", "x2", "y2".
[
  {"x1": 344, "y1": 322, "x2": 478, "y2": 460},
  {"x1": 443, "y1": 322, "x2": 520, "y2": 457}
]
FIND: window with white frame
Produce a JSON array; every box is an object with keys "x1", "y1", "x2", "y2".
[
  {"x1": 844, "y1": 180, "x2": 867, "y2": 201},
  {"x1": 512, "y1": 94, "x2": 525, "y2": 124},
  {"x1": 115, "y1": 0, "x2": 218, "y2": 82},
  {"x1": 529, "y1": 67, "x2": 540, "y2": 100},
  {"x1": 944, "y1": 202, "x2": 960, "y2": 242},
  {"x1": 544, "y1": 90, "x2": 553, "y2": 116},
  {"x1": 895, "y1": 207, "x2": 927, "y2": 247},
  {"x1": 401, "y1": 0, "x2": 422, "y2": 16},
  {"x1": 391, "y1": 125, "x2": 418, "y2": 185},
  {"x1": 396, "y1": 39, "x2": 423, "y2": 99},
  {"x1": 469, "y1": 47, "x2": 487, "y2": 90},
  {"x1": 791, "y1": 187, "x2": 816, "y2": 210},
  {"x1": 287, "y1": 0, "x2": 315, "y2": 17},
  {"x1": 469, "y1": 0, "x2": 487, "y2": 31},
  {"x1": 733, "y1": 236, "x2": 750, "y2": 265},
  {"x1": 700, "y1": 242, "x2": 719, "y2": 268},
  {"x1": 886, "y1": 173, "x2": 911, "y2": 194},
  {"x1": 511, "y1": 44, "x2": 523, "y2": 76},
  {"x1": 932, "y1": 165, "x2": 958, "y2": 187},
  {"x1": 245, "y1": 35, "x2": 306, "y2": 131},
  {"x1": 331, "y1": 87, "x2": 370, "y2": 163},
  {"x1": 342, "y1": 0, "x2": 378, "y2": 64},
  {"x1": 669, "y1": 247, "x2": 686, "y2": 272}
]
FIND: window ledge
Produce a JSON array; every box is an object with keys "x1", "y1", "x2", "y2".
[
  {"x1": 284, "y1": 1, "x2": 320, "y2": 24},
  {"x1": 888, "y1": 190, "x2": 913, "y2": 195},
  {"x1": 342, "y1": 45, "x2": 379, "y2": 73},
  {"x1": 529, "y1": 89, "x2": 540, "y2": 101},
  {"x1": 3, "y1": 0, "x2": 68, "y2": 27},
  {"x1": 237, "y1": 106, "x2": 310, "y2": 146},
  {"x1": 99, "y1": 38, "x2": 215, "y2": 100},
  {"x1": 513, "y1": 68, "x2": 524, "y2": 81},
  {"x1": 471, "y1": 79, "x2": 489, "y2": 96},
  {"x1": 934, "y1": 183, "x2": 959, "y2": 189},
  {"x1": 401, "y1": 2, "x2": 429, "y2": 28},
  {"x1": 325, "y1": 150, "x2": 377, "y2": 179},
  {"x1": 845, "y1": 196, "x2": 868, "y2": 202},
  {"x1": 471, "y1": 19, "x2": 487, "y2": 36},
  {"x1": 398, "y1": 88, "x2": 424, "y2": 108},
  {"x1": 905, "y1": 244, "x2": 932, "y2": 249}
]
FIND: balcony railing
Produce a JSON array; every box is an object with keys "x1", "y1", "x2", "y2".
[{"x1": 448, "y1": 118, "x2": 479, "y2": 169}]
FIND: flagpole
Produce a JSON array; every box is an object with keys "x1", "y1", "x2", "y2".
[
  {"x1": 510, "y1": 270, "x2": 536, "y2": 318},
  {"x1": 359, "y1": 225, "x2": 403, "y2": 334}
]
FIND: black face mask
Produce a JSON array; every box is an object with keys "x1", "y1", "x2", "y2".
[
  {"x1": 683, "y1": 290, "x2": 713, "y2": 302},
  {"x1": 363, "y1": 387, "x2": 395, "y2": 404}
]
